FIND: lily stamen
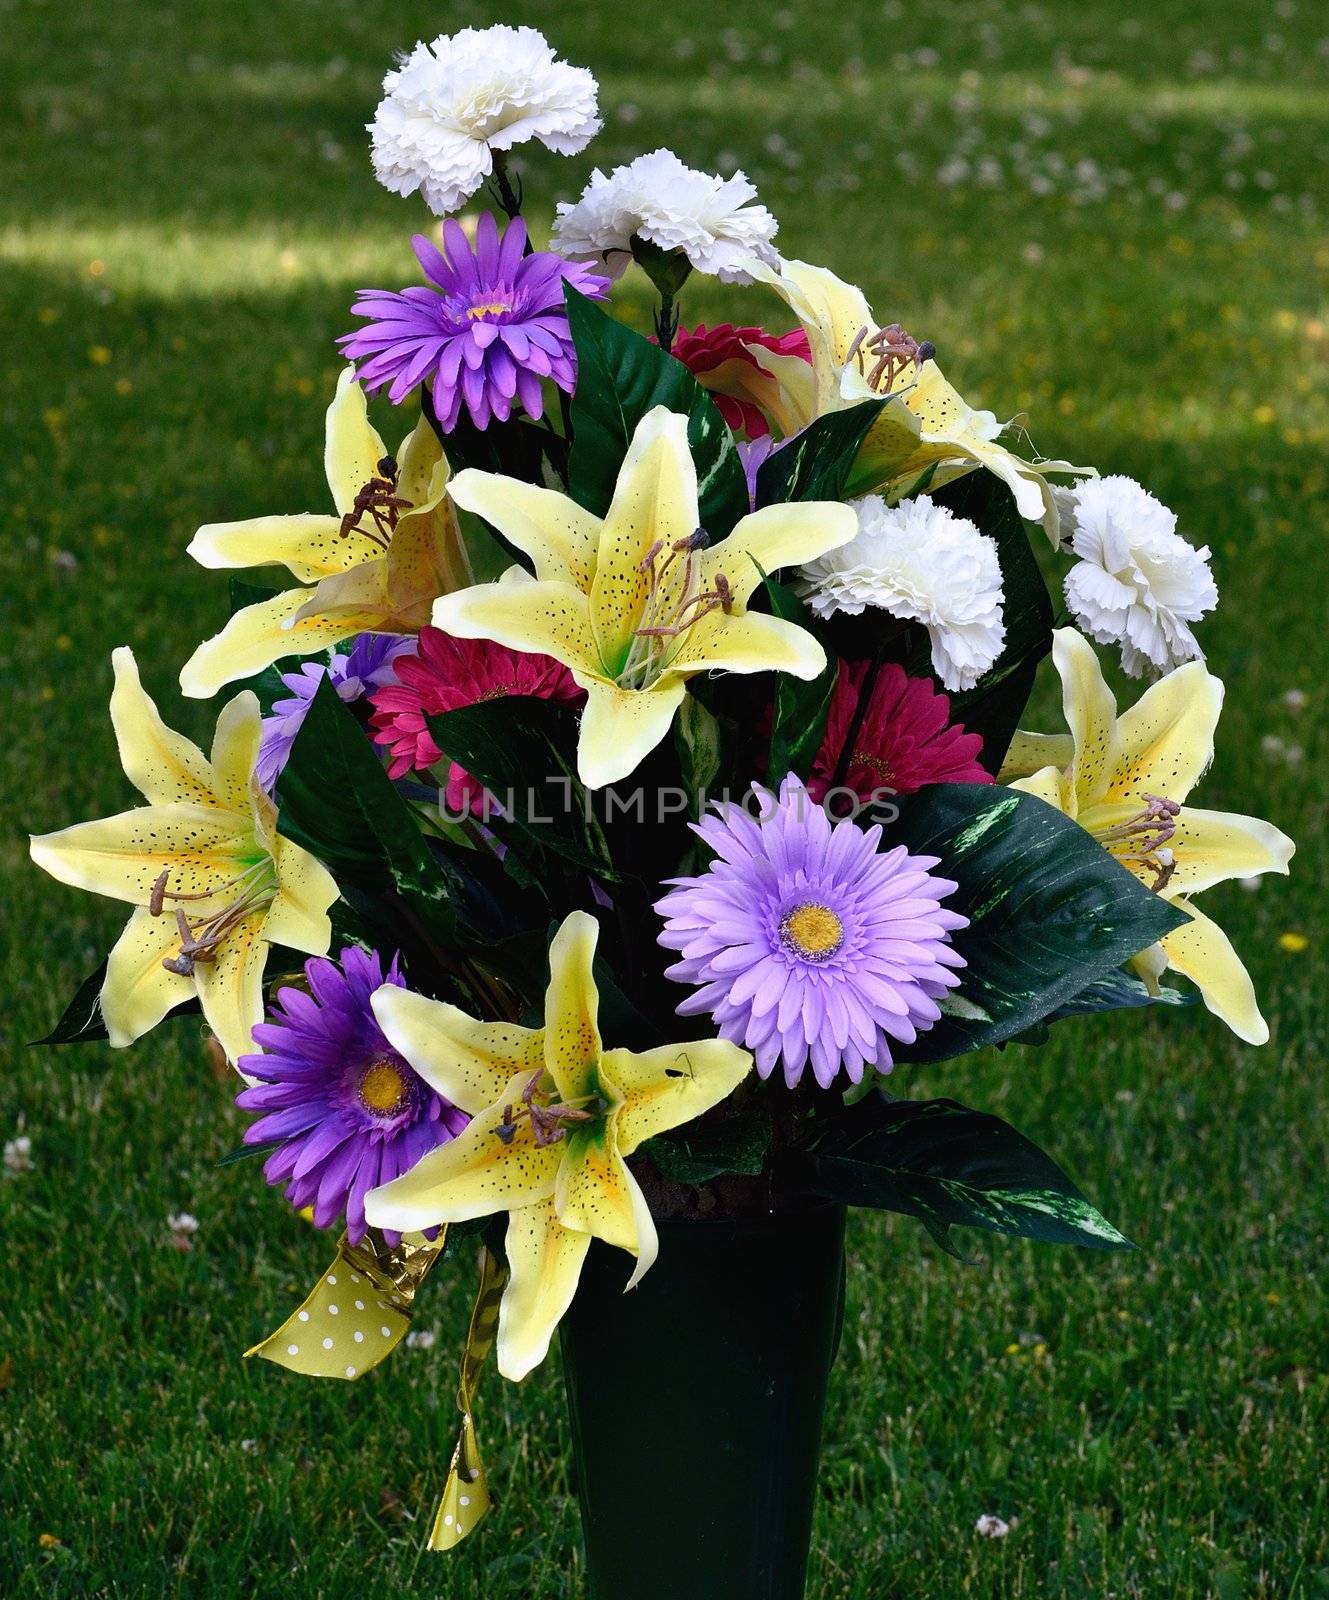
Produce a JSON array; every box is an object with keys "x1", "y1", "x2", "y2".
[
  {"x1": 1098, "y1": 793, "x2": 1183, "y2": 892},
  {"x1": 153, "y1": 860, "x2": 279, "y2": 976},
  {"x1": 494, "y1": 1079, "x2": 609, "y2": 1149},
  {"x1": 338, "y1": 455, "x2": 410, "y2": 551}
]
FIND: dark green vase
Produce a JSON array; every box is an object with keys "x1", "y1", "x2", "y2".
[{"x1": 560, "y1": 1205, "x2": 847, "y2": 1600}]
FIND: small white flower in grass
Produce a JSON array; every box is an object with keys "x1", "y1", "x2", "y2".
[
  {"x1": 1059, "y1": 475, "x2": 1217, "y2": 678},
  {"x1": 3, "y1": 1134, "x2": 32, "y2": 1176},
  {"x1": 1281, "y1": 687, "x2": 1307, "y2": 712},
  {"x1": 552, "y1": 148, "x2": 779, "y2": 283},
  {"x1": 240, "y1": 1439, "x2": 260, "y2": 1456},
  {"x1": 167, "y1": 1211, "x2": 199, "y2": 1251},
  {"x1": 797, "y1": 496, "x2": 1006, "y2": 692},
  {"x1": 405, "y1": 1328, "x2": 437, "y2": 1350},
  {"x1": 975, "y1": 1513, "x2": 1014, "y2": 1539},
  {"x1": 370, "y1": 26, "x2": 601, "y2": 215}
]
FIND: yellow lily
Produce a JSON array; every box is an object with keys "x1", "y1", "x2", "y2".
[
  {"x1": 180, "y1": 367, "x2": 471, "y2": 698},
  {"x1": 30, "y1": 649, "x2": 338, "y2": 1060},
  {"x1": 748, "y1": 256, "x2": 1090, "y2": 541},
  {"x1": 434, "y1": 405, "x2": 856, "y2": 788},
  {"x1": 364, "y1": 911, "x2": 751, "y2": 1380},
  {"x1": 1001, "y1": 629, "x2": 1294, "y2": 1043}
]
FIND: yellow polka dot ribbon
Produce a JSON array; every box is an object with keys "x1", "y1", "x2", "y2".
[
  {"x1": 245, "y1": 1226, "x2": 448, "y2": 1381},
  {"x1": 429, "y1": 1244, "x2": 508, "y2": 1551}
]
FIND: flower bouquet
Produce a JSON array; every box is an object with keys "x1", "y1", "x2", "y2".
[{"x1": 30, "y1": 24, "x2": 1294, "y2": 1600}]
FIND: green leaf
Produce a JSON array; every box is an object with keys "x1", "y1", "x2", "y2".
[
  {"x1": 934, "y1": 474, "x2": 1053, "y2": 775},
  {"x1": 792, "y1": 1096, "x2": 1133, "y2": 1251},
  {"x1": 762, "y1": 572, "x2": 837, "y2": 781},
  {"x1": 277, "y1": 677, "x2": 509, "y2": 956},
  {"x1": 755, "y1": 399, "x2": 886, "y2": 505},
  {"x1": 1009, "y1": 966, "x2": 1197, "y2": 1046},
  {"x1": 33, "y1": 959, "x2": 109, "y2": 1044},
  {"x1": 563, "y1": 286, "x2": 749, "y2": 536},
  {"x1": 215, "y1": 1138, "x2": 283, "y2": 1169},
  {"x1": 426, "y1": 695, "x2": 619, "y2": 880},
  {"x1": 884, "y1": 783, "x2": 1188, "y2": 1062},
  {"x1": 643, "y1": 1116, "x2": 771, "y2": 1185},
  {"x1": 673, "y1": 691, "x2": 723, "y2": 811}
]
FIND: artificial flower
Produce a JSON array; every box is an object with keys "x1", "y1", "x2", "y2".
[
  {"x1": 807, "y1": 660, "x2": 992, "y2": 807},
  {"x1": 368, "y1": 626, "x2": 582, "y2": 809},
  {"x1": 552, "y1": 149, "x2": 779, "y2": 284},
  {"x1": 339, "y1": 216, "x2": 609, "y2": 427},
  {"x1": 797, "y1": 494, "x2": 1006, "y2": 692},
  {"x1": 435, "y1": 406, "x2": 856, "y2": 788},
  {"x1": 29, "y1": 649, "x2": 338, "y2": 1061},
  {"x1": 369, "y1": 25, "x2": 601, "y2": 216},
  {"x1": 656, "y1": 776, "x2": 968, "y2": 1088},
  {"x1": 1057, "y1": 475, "x2": 1218, "y2": 677},
  {"x1": 1001, "y1": 629, "x2": 1294, "y2": 1043},
  {"x1": 237, "y1": 946, "x2": 469, "y2": 1244},
  {"x1": 257, "y1": 633, "x2": 411, "y2": 791},
  {"x1": 180, "y1": 369, "x2": 471, "y2": 698},
  {"x1": 667, "y1": 322, "x2": 813, "y2": 439},
  {"x1": 748, "y1": 256, "x2": 1090, "y2": 536},
  {"x1": 364, "y1": 911, "x2": 751, "y2": 1379}
]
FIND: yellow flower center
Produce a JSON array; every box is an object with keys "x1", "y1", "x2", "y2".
[
  {"x1": 466, "y1": 299, "x2": 510, "y2": 320},
  {"x1": 780, "y1": 902, "x2": 845, "y2": 961},
  {"x1": 358, "y1": 1058, "x2": 411, "y2": 1116}
]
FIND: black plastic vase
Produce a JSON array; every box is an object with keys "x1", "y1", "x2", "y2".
[{"x1": 560, "y1": 1204, "x2": 847, "y2": 1600}]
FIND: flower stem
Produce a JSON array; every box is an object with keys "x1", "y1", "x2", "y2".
[
  {"x1": 654, "y1": 291, "x2": 679, "y2": 353},
  {"x1": 490, "y1": 153, "x2": 523, "y2": 220},
  {"x1": 830, "y1": 648, "x2": 883, "y2": 795}
]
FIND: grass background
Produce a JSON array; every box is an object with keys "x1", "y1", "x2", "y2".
[{"x1": 2, "y1": 0, "x2": 1326, "y2": 1594}]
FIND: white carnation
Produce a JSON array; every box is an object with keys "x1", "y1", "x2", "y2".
[
  {"x1": 1061, "y1": 475, "x2": 1217, "y2": 678},
  {"x1": 797, "y1": 496, "x2": 1006, "y2": 692},
  {"x1": 552, "y1": 148, "x2": 779, "y2": 284},
  {"x1": 369, "y1": 26, "x2": 601, "y2": 215}
]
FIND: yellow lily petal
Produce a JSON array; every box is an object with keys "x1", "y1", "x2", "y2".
[
  {"x1": 543, "y1": 910, "x2": 603, "y2": 1105},
  {"x1": 263, "y1": 837, "x2": 338, "y2": 955},
  {"x1": 365, "y1": 1095, "x2": 562, "y2": 1231},
  {"x1": 1052, "y1": 629, "x2": 1123, "y2": 810},
  {"x1": 179, "y1": 590, "x2": 361, "y2": 698},
  {"x1": 192, "y1": 907, "x2": 270, "y2": 1062},
  {"x1": 208, "y1": 691, "x2": 262, "y2": 812},
  {"x1": 497, "y1": 1198, "x2": 592, "y2": 1381},
  {"x1": 324, "y1": 366, "x2": 388, "y2": 518},
  {"x1": 666, "y1": 609, "x2": 826, "y2": 679},
  {"x1": 432, "y1": 578, "x2": 601, "y2": 678},
  {"x1": 186, "y1": 513, "x2": 375, "y2": 583},
  {"x1": 1008, "y1": 764, "x2": 1070, "y2": 812},
  {"x1": 1087, "y1": 801, "x2": 1295, "y2": 897},
  {"x1": 372, "y1": 985, "x2": 544, "y2": 1116},
  {"x1": 1160, "y1": 895, "x2": 1268, "y2": 1046},
  {"x1": 576, "y1": 675, "x2": 688, "y2": 789},
  {"x1": 554, "y1": 1126, "x2": 640, "y2": 1254},
  {"x1": 998, "y1": 730, "x2": 1075, "y2": 783},
  {"x1": 446, "y1": 469, "x2": 599, "y2": 592},
  {"x1": 29, "y1": 803, "x2": 250, "y2": 907},
  {"x1": 605, "y1": 1038, "x2": 753, "y2": 1157},
  {"x1": 108, "y1": 647, "x2": 218, "y2": 808},
  {"x1": 393, "y1": 412, "x2": 448, "y2": 513},
  {"x1": 748, "y1": 256, "x2": 873, "y2": 410},
  {"x1": 592, "y1": 408, "x2": 699, "y2": 673},
  {"x1": 702, "y1": 500, "x2": 856, "y2": 609},
  {"x1": 100, "y1": 905, "x2": 197, "y2": 1049},
  {"x1": 1106, "y1": 661, "x2": 1223, "y2": 805},
  {"x1": 290, "y1": 561, "x2": 391, "y2": 626}
]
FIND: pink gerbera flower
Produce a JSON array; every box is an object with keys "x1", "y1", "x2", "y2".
[
  {"x1": 667, "y1": 322, "x2": 811, "y2": 438},
  {"x1": 369, "y1": 628, "x2": 583, "y2": 811},
  {"x1": 807, "y1": 660, "x2": 992, "y2": 808}
]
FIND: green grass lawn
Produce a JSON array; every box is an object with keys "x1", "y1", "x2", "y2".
[{"x1": 2, "y1": 0, "x2": 1326, "y2": 1594}]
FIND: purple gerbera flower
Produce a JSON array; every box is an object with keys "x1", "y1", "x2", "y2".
[
  {"x1": 236, "y1": 947, "x2": 469, "y2": 1244},
  {"x1": 338, "y1": 213, "x2": 609, "y2": 428},
  {"x1": 655, "y1": 776, "x2": 969, "y2": 1089},
  {"x1": 257, "y1": 632, "x2": 411, "y2": 791}
]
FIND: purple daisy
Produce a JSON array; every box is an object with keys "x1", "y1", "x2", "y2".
[
  {"x1": 654, "y1": 776, "x2": 969, "y2": 1089},
  {"x1": 236, "y1": 947, "x2": 469, "y2": 1244},
  {"x1": 257, "y1": 632, "x2": 411, "y2": 791},
  {"x1": 337, "y1": 213, "x2": 609, "y2": 428}
]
